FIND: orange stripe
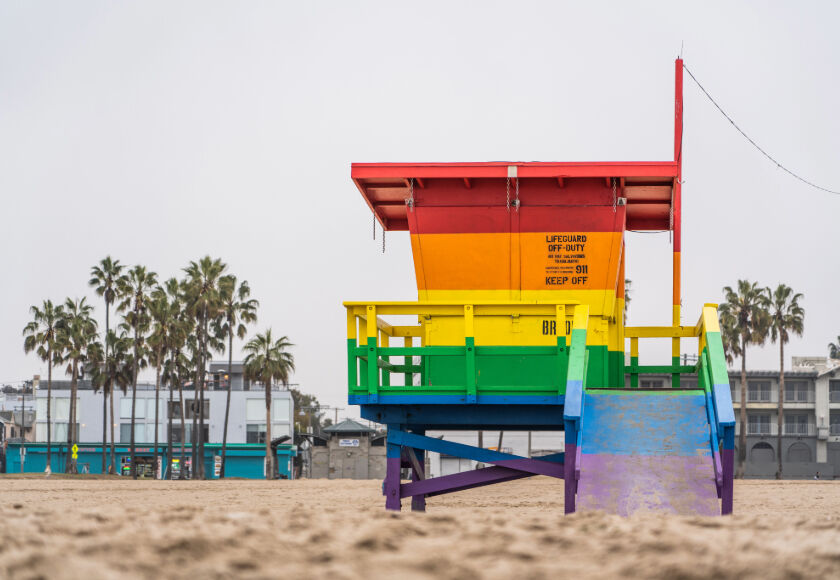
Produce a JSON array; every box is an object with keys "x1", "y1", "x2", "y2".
[
  {"x1": 672, "y1": 251, "x2": 681, "y2": 306},
  {"x1": 412, "y1": 232, "x2": 622, "y2": 291}
]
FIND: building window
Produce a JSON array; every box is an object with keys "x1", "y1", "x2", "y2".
[
  {"x1": 246, "y1": 399, "x2": 264, "y2": 421},
  {"x1": 184, "y1": 400, "x2": 210, "y2": 420},
  {"x1": 830, "y1": 380, "x2": 840, "y2": 403},
  {"x1": 246, "y1": 424, "x2": 265, "y2": 444},
  {"x1": 748, "y1": 381, "x2": 772, "y2": 402},
  {"x1": 784, "y1": 414, "x2": 810, "y2": 435},
  {"x1": 120, "y1": 423, "x2": 149, "y2": 443},
  {"x1": 55, "y1": 397, "x2": 71, "y2": 421},
  {"x1": 785, "y1": 381, "x2": 812, "y2": 403},
  {"x1": 167, "y1": 401, "x2": 183, "y2": 420},
  {"x1": 53, "y1": 423, "x2": 80, "y2": 441},
  {"x1": 170, "y1": 424, "x2": 208, "y2": 444},
  {"x1": 829, "y1": 412, "x2": 840, "y2": 436},
  {"x1": 748, "y1": 414, "x2": 771, "y2": 435},
  {"x1": 640, "y1": 379, "x2": 663, "y2": 389},
  {"x1": 120, "y1": 398, "x2": 146, "y2": 420},
  {"x1": 272, "y1": 399, "x2": 290, "y2": 422}
]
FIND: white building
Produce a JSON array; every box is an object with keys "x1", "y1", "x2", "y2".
[{"x1": 33, "y1": 378, "x2": 293, "y2": 446}]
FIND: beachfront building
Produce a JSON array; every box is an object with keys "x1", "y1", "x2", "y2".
[
  {"x1": 16, "y1": 363, "x2": 296, "y2": 478},
  {"x1": 636, "y1": 356, "x2": 840, "y2": 479},
  {"x1": 32, "y1": 378, "x2": 293, "y2": 447}
]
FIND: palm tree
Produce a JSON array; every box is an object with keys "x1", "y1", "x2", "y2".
[
  {"x1": 216, "y1": 275, "x2": 258, "y2": 478},
  {"x1": 148, "y1": 287, "x2": 179, "y2": 479},
  {"x1": 89, "y1": 256, "x2": 126, "y2": 473},
  {"x1": 719, "y1": 280, "x2": 769, "y2": 478},
  {"x1": 90, "y1": 330, "x2": 133, "y2": 472},
  {"x1": 158, "y1": 277, "x2": 191, "y2": 479},
  {"x1": 766, "y1": 284, "x2": 805, "y2": 480},
  {"x1": 22, "y1": 300, "x2": 65, "y2": 471},
  {"x1": 829, "y1": 336, "x2": 840, "y2": 360},
  {"x1": 243, "y1": 330, "x2": 295, "y2": 480},
  {"x1": 117, "y1": 265, "x2": 158, "y2": 479},
  {"x1": 182, "y1": 257, "x2": 227, "y2": 479},
  {"x1": 56, "y1": 297, "x2": 98, "y2": 474},
  {"x1": 163, "y1": 342, "x2": 190, "y2": 479}
]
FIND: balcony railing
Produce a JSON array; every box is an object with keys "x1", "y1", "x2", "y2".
[
  {"x1": 735, "y1": 423, "x2": 817, "y2": 436},
  {"x1": 730, "y1": 390, "x2": 816, "y2": 404}
]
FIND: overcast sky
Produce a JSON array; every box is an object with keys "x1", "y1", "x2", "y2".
[{"x1": 2, "y1": 2, "x2": 838, "y2": 417}]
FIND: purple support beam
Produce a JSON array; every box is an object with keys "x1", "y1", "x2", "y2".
[
  {"x1": 410, "y1": 447, "x2": 426, "y2": 512},
  {"x1": 720, "y1": 425, "x2": 734, "y2": 515},
  {"x1": 564, "y1": 420, "x2": 578, "y2": 514},
  {"x1": 564, "y1": 443, "x2": 577, "y2": 514},
  {"x1": 721, "y1": 448, "x2": 734, "y2": 514},
  {"x1": 385, "y1": 441, "x2": 402, "y2": 511},
  {"x1": 401, "y1": 465, "x2": 536, "y2": 498}
]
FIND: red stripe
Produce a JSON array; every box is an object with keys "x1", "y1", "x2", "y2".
[{"x1": 412, "y1": 206, "x2": 625, "y2": 234}]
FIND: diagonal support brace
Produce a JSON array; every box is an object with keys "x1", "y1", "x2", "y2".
[
  {"x1": 400, "y1": 452, "x2": 565, "y2": 498},
  {"x1": 388, "y1": 429, "x2": 564, "y2": 478}
]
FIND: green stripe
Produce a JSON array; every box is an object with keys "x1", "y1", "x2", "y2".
[{"x1": 586, "y1": 388, "x2": 705, "y2": 396}]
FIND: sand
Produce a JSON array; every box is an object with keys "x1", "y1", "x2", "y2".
[{"x1": 1, "y1": 477, "x2": 839, "y2": 579}]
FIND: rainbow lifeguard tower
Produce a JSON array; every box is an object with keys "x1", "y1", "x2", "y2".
[{"x1": 344, "y1": 60, "x2": 735, "y2": 516}]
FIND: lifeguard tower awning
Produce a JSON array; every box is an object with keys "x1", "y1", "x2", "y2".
[{"x1": 352, "y1": 161, "x2": 680, "y2": 232}]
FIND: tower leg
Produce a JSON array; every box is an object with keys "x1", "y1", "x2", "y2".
[
  {"x1": 564, "y1": 420, "x2": 577, "y2": 514},
  {"x1": 721, "y1": 426, "x2": 735, "y2": 515},
  {"x1": 385, "y1": 439, "x2": 402, "y2": 511},
  {"x1": 410, "y1": 431, "x2": 426, "y2": 512}
]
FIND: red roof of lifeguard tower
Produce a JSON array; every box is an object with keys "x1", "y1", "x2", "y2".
[{"x1": 352, "y1": 160, "x2": 680, "y2": 232}]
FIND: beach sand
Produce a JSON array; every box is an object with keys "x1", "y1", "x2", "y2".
[{"x1": 1, "y1": 477, "x2": 839, "y2": 579}]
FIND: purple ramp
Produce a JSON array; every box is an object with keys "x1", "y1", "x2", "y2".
[
  {"x1": 577, "y1": 454, "x2": 720, "y2": 516},
  {"x1": 576, "y1": 392, "x2": 721, "y2": 516}
]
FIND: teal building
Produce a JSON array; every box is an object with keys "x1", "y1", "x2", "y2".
[{"x1": 2, "y1": 442, "x2": 296, "y2": 479}]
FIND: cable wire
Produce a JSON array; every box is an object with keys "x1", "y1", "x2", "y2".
[{"x1": 683, "y1": 63, "x2": 840, "y2": 196}]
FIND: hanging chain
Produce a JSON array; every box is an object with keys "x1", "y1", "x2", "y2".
[
  {"x1": 373, "y1": 213, "x2": 376, "y2": 240},
  {"x1": 506, "y1": 177, "x2": 510, "y2": 211},
  {"x1": 515, "y1": 176, "x2": 520, "y2": 211},
  {"x1": 670, "y1": 180, "x2": 675, "y2": 243},
  {"x1": 612, "y1": 178, "x2": 617, "y2": 213},
  {"x1": 382, "y1": 225, "x2": 386, "y2": 253},
  {"x1": 406, "y1": 178, "x2": 415, "y2": 211}
]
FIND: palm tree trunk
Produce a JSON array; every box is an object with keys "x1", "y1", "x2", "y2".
[
  {"x1": 109, "y1": 385, "x2": 116, "y2": 474},
  {"x1": 102, "y1": 386, "x2": 107, "y2": 473},
  {"x1": 154, "y1": 356, "x2": 161, "y2": 479},
  {"x1": 265, "y1": 378, "x2": 273, "y2": 480},
  {"x1": 190, "y1": 369, "x2": 198, "y2": 478},
  {"x1": 46, "y1": 353, "x2": 52, "y2": 471},
  {"x1": 198, "y1": 307, "x2": 208, "y2": 479},
  {"x1": 167, "y1": 376, "x2": 174, "y2": 480},
  {"x1": 102, "y1": 302, "x2": 109, "y2": 473},
  {"x1": 220, "y1": 329, "x2": 233, "y2": 478},
  {"x1": 130, "y1": 321, "x2": 139, "y2": 480},
  {"x1": 737, "y1": 336, "x2": 747, "y2": 478},
  {"x1": 777, "y1": 341, "x2": 785, "y2": 479},
  {"x1": 67, "y1": 363, "x2": 78, "y2": 474},
  {"x1": 178, "y1": 375, "x2": 186, "y2": 480}
]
